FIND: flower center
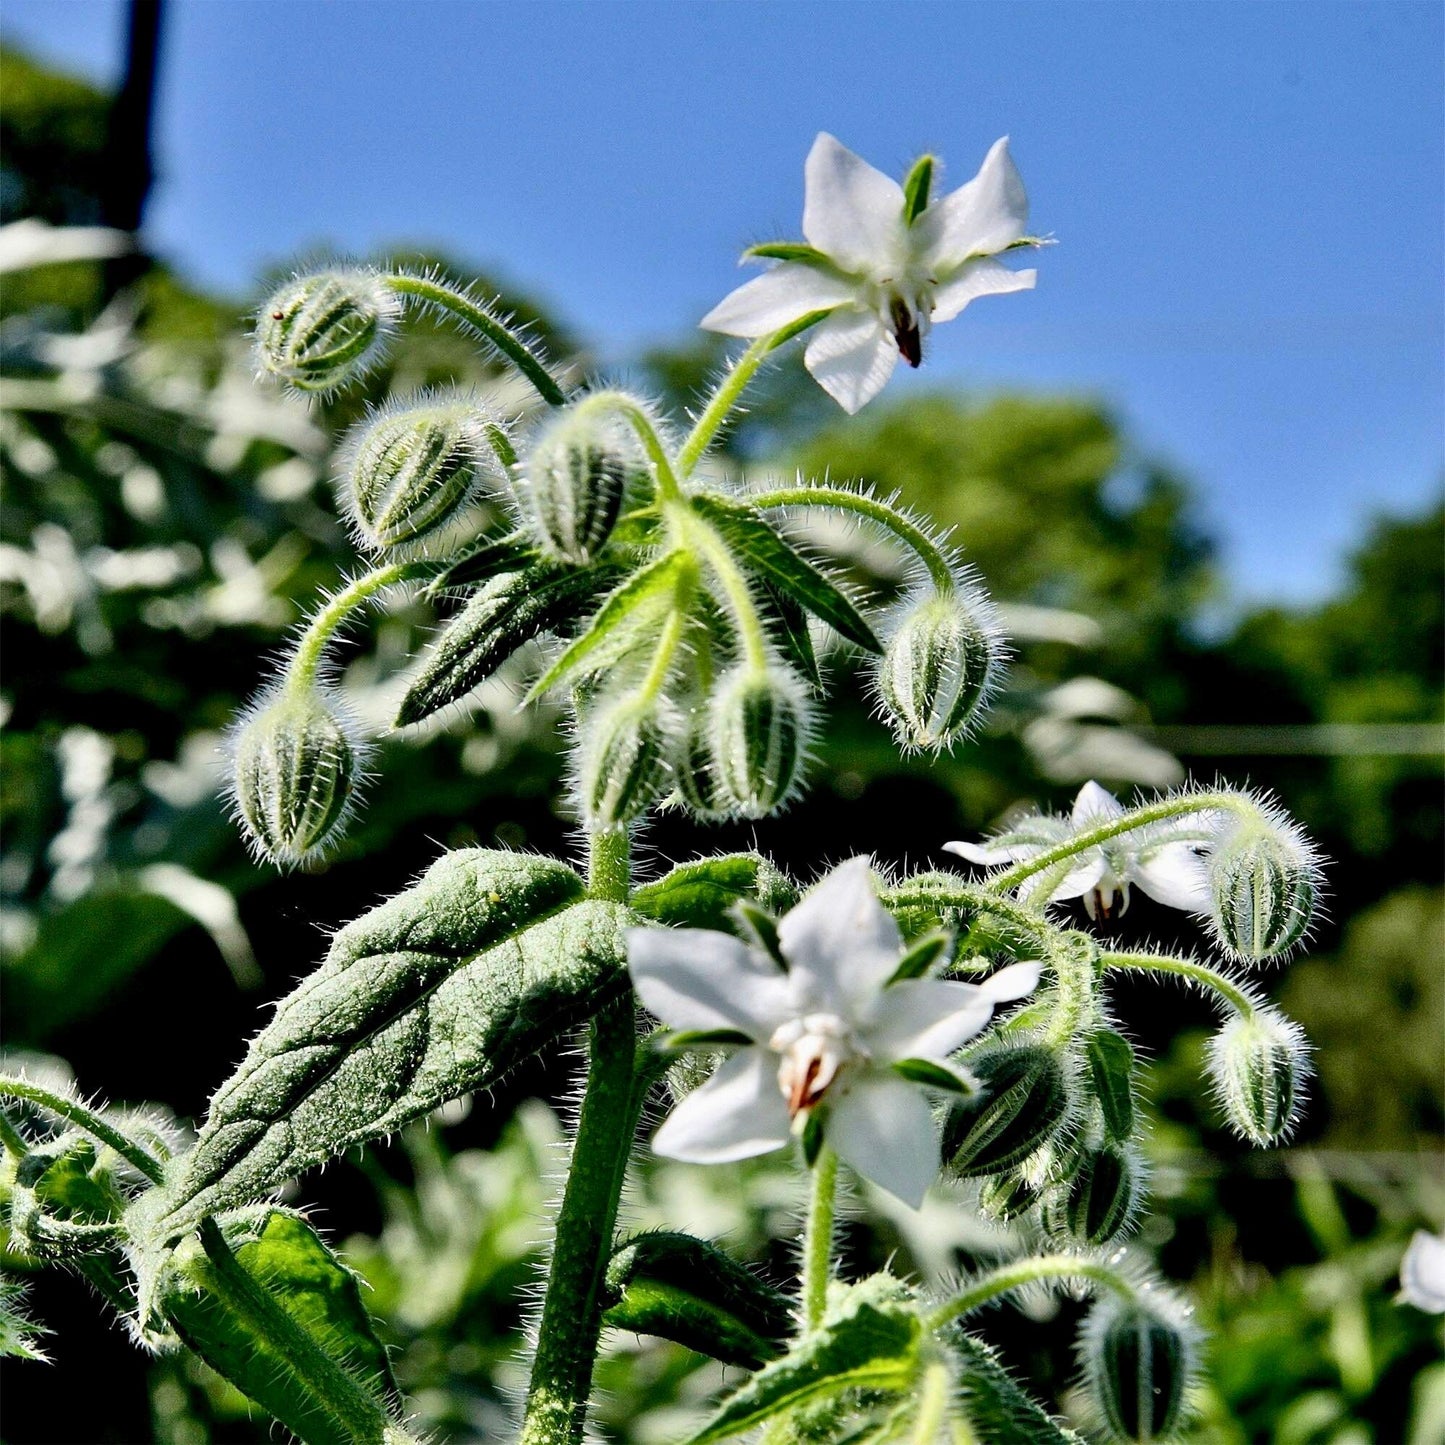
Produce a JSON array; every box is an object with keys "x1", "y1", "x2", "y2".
[{"x1": 770, "y1": 1013, "x2": 866, "y2": 1117}]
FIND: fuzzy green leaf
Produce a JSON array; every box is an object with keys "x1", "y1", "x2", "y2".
[
  {"x1": 691, "y1": 493, "x2": 881, "y2": 652},
  {"x1": 950, "y1": 1331, "x2": 1084, "y2": 1443},
  {"x1": 398, "y1": 563, "x2": 616, "y2": 725},
  {"x1": 631, "y1": 853, "x2": 797, "y2": 934},
  {"x1": 741, "y1": 242, "x2": 836, "y2": 266},
  {"x1": 427, "y1": 529, "x2": 540, "y2": 595},
  {"x1": 161, "y1": 1211, "x2": 396, "y2": 1445},
  {"x1": 891, "y1": 1058, "x2": 976, "y2": 1095},
  {"x1": 761, "y1": 581, "x2": 822, "y2": 688},
  {"x1": 149, "y1": 850, "x2": 627, "y2": 1241},
  {"x1": 684, "y1": 1276, "x2": 921, "y2": 1443},
  {"x1": 1086, "y1": 1029, "x2": 1136, "y2": 1143},
  {"x1": 902, "y1": 155, "x2": 935, "y2": 225},
  {"x1": 603, "y1": 1231, "x2": 793, "y2": 1369},
  {"x1": 887, "y1": 929, "x2": 954, "y2": 983},
  {"x1": 527, "y1": 550, "x2": 695, "y2": 699}
]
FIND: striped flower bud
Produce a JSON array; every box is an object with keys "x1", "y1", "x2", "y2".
[
  {"x1": 1207, "y1": 812, "x2": 1320, "y2": 962},
  {"x1": 577, "y1": 693, "x2": 669, "y2": 830},
  {"x1": 875, "y1": 585, "x2": 1003, "y2": 751},
  {"x1": 978, "y1": 1170, "x2": 1042, "y2": 1224},
  {"x1": 254, "y1": 270, "x2": 398, "y2": 394},
  {"x1": 1082, "y1": 1292, "x2": 1198, "y2": 1444},
  {"x1": 1048, "y1": 1143, "x2": 1140, "y2": 1246},
  {"x1": 1205, "y1": 1008, "x2": 1309, "y2": 1146},
  {"x1": 228, "y1": 684, "x2": 367, "y2": 867},
  {"x1": 339, "y1": 396, "x2": 505, "y2": 552},
  {"x1": 669, "y1": 710, "x2": 731, "y2": 821},
  {"x1": 710, "y1": 664, "x2": 811, "y2": 819},
  {"x1": 523, "y1": 408, "x2": 638, "y2": 564},
  {"x1": 943, "y1": 1044, "x2": 1072, "y2": 1178}
]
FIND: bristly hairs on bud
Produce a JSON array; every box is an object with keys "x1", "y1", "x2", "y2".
[
  {"x1": 573, "y1": 688, "x2": 675, "y2": 831},
  {"x1": 1204, "y1": 1006, "x2": 1312, "y2": 1146},
  {"x1": 253, "y1": 266, "x2": 399, "y2": 396},
  {"x1": 708, "y1": 660, "x2": 815, "y2": 819},
  {"x1": 334, "y1": 390, "x2": 510, "y2": 556}
]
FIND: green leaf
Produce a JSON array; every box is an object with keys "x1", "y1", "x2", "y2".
[
  {"x1": 631, "y1": 853, "x2": 797, "y2": 933},
  {"x1": 891, "y1": 1058, "x2": 976, "y2": 1095},
  {"x1": 427, "y1": 529, "x2": 540, "y2": 595},
  {"x1": 684, "y1": 1276, "x2": 922, "y2": 1443},
  {"x1": 0, "y1": 1280, "x2": 49, "y2": 1362},
  {"x1": 398, "y1": 563, "x2": 617, "y2": 726},
  {"x1": 761, "y1": 581, "x2": 822, "y2": 688},
  {"x1": 691, "y1": 493, "x2": 881, "y2": 652},
  {"x1": 149, "y1": 850, "x2": 628, "y2": 1241},
  {"x1": 902, "y1": 155, "x2": 936, "y2": 225},
  {"x1": 733, "y1": 898, "x2": 786, "y2": 966},
  {"x1": 1086, "y1": 1029, "x2": 1137, "y2": 1143},
  {"x1": 949, "y1": 1331, "x2": 1085, "y2": 1443},
  {"x1": 661, "y1": 1027, "x2": 755, "y2": 1050},
  {"x1": 526, "y1": 549, "x2": 696, "y2": 699},
  {"x1": 161, "y1": 1211, "x2": 397, "y2": 1445},
  {"x1": 603, "y1": 1231, "x2": 793, "y2": 1369},
  {"x1": 741, "y1": 242, "x2": 835, "y2": 266},
  {"x1": 887, "y1": 929, "x2": 954, "y2": 983}
]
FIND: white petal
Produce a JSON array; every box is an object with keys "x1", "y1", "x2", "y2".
[
  {"x1": 828, "y1": 1075, "x2": 939, "y2": 1209},
  {"x1": 1130, "y1": 842, "x2": 1212, "y2": 914},
  {"x1": 802, "y1": 132, "x2": 907, "y2": 274},
  {"x1": 627, "y1": 926, "x2": 790, "y2": 1039},
  {"x1": 943, "y1": 839, "x2": 1037, "y2": 866},
  {"x1": 929, "y1": 259, "x2": 1036, "y2": 324},
  {"x1": 1072, "y1": 781, "x2": 1125, "y2": 826},
  {"x1": 1401, "y1": 1230, "x2": 1445, "y2": 1313},
  {"x1": 778, "y1": 857, "x2": 902, "y2": 1018},
  {"x1": 700, "y1": 263, "x2": 856, "y2": 338},
  {"x1": 916, "y1": 136, "x2": 1029, "y2": 268},
  {"x1": 651, "y1": 1048, "x2": 792, "y2": 1163},
  {"x1": 980, "y1": 960, "x2": 1043, "y2": 1003},
  {"x1": 1032, "y1": 853, "x2": 1107, "y2": 902},
  {"x1": 862, "y1": 978, "x2": 993, "y2": 1061},
  {"x1": 803, "y1": 309, "x2": 897, "y2": 414}
]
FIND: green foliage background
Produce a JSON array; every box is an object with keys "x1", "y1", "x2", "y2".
[{"x1": 1, "y1": 44, "x2": 1441, "y2": 1444}]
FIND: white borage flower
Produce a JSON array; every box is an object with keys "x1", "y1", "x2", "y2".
[
  {"x1": 1399, "y1": 1229, "x2": 1445, "y2": 1313},
  {"x1": 701, "y1": 133, "x2": 1042, "y2": 414},
  {"x1": 626, "y1": 856, "x2": 1039, "y2": 1208},
  {"x1": 944, "y1": 781, "x2": 1214, "y2": 921}
]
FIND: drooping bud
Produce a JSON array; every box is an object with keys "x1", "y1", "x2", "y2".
[
  {"x1": 875, "y1": 585, "x2": 1003, "y2": 751},
  {"x1": 1047, "y1": 1143, "x2": 1140, "y2": 1246},
  {"x1": 522, "y1": 406, "x2": 639, "y2": 564},
  {"x1": 943, "y1": 1044, "x2": 1072, "y2": 1178},
  {"x1": 576, "y1": 693, "x2": 669, "y2": 830},
  {"x1": 338, "y1": 395, "x2": 505, "y2": 552},
  {"x1": 669, "y1": 709, "x2": 732, "y2": 821},
  {"x1": 710, "y1": 664, "x2": 811, "y2": 819},
  {"x1": 1207, "y1": 811, "x2": 1320, "y2": 962},
  {"x1": 1081, "y1": 1292, "x2": 1198, "y2": 1443},
  {"x1": 229, "y1": 684, "x2": 368, "y2": 867},
  {"x1": 254, "y1": 270, "x2": 398, "y2": 393},
  {"x1": 1205, "y1": 1007, "x2": 1310, "y2": 1146}
]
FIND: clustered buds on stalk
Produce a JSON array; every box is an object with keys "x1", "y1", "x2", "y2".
[
  {"x1": 1207, "y1": 811, "x2": 1321, "y2": 961},
  {"x1": 1081, "y1": 1291, "x2": 1199, "y2": 1444},
  {"x1": 875, "y1": 583, "x2": 1004, "y2": 751},
  {"x1": 521, "y1": 409, "x2": 639, "y2": 564},
  {"x1": 1205, "y1": 1007, "x2": 1309, "y2": 1145},
  {"x1": 254, "y1": 270, "x2": 398, "y2": 393},
  {"x1": 227, "y1": 684, "x2": 367, "y2": 867},
  {"x1": 708, "y1": 663, "x2": 811, "y2": 818},
  {"x1": 9, "y1": 1133, "x2": 127, "y2": 1260},
  {"x1": 576, "y1": 692, "x2": 670, "y2": 830},
  {"x1": 338, "y1": 395, "x2": 506, "y2": 552}
]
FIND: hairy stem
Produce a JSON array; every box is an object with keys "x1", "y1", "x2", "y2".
[
  {"x1": 1103, "y1": 950, "x2": 1258, "y2": 1018},
  {"x1": 384, "y1": 273, "x2": 566, "y2": 408},
  {"x1": 572, "y1": 390, "x2": 682, "y2": 502},
  {"x1": 677, "y1": 311, "x2": 831, "y2": 476},
  {"x1": 520, "y1": 831, "x2": 640, "y2": 1445},
  {"x1": 927, "y1": 1253, "x2": 1138, "y2": 1331},
  {"x1": 911, "y1": 1359, "x2": 952, "y2": 1443},
  {"x1": 745, "y1": 483, "x2": 957, "y2": 592},
  {"x1": 802, "y1": 1145, "x2": 838, "y2": 1332},
  {"x1": 0, "y1": 1077, "x2": 164, "y2": 1184},
  {"x1": 682, "y1": 512, "x2": 771, "y2": 672},
  {"x1": 0, "y1": 1107, "x2": 26, "y2": 1158},
  {"x1": 286, "y1": 562, "x2": 415, "y2": 688}
]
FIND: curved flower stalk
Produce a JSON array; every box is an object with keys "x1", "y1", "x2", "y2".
[
  {"x1": 629, "y1": 858, "x2": 1039, "y2": 1207},
  {"x1": 703, "y1": 133, "x2": 1045, "y2": 412}
]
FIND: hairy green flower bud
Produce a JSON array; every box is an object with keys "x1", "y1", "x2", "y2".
[
  {"x1": 577, "y1": 693, "x2": 669, "y2": 830},
  {"x1": 1207, "y1": 812, "x2": 1320, "y2": 961},
  {"x1": 254, "y1": 270, "x2": 398, "y2": 393},
  {"x1": 229, "y1": 684, "x2": 367, "y2": 867},
  {"x1": 1082, "y1": 1292, "x2": 1198, "y2": 1443},
  {"x1": 10, "y1": 1133, "x2": 126, "y2": 1260},
  {"x1": 875, "y1": 586, "x2": 1003, "y2": 751},
  {"x1": 1205, "y1": 1008, "x2": 1309, "y2": 1146},
  {"x1": 943, "y1": 1044, "x2": 1072, "y2": 1178},
  {"x1": 338, "y1": 395, "x2": 505, "y2": 552},
  {"x1": 523, "y1": 408, "x2": 638, "y2": 564},
  {"x1": 978, "y1": 1170, "x2": 1042, "y2": 1224},
  {"x1": 709, "y1": 664, "x2": 812, "y2": 819},
  {"x1": 1048, "y1": 1143, "x2": 1139, "y2": 1246},
  {"x1": 669, "y1": 710, "x2": 731, "y2": 821}
]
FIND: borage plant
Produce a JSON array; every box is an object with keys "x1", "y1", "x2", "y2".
[{"x1": 2, "y1": 133, "x2": 1324, "y2": 1444}]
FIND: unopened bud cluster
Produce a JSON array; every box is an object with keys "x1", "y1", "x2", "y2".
[{"x1": 254, "y1": 270, "x2": 398, "y2": 394}]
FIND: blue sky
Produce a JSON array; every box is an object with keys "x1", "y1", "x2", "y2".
[{"x1": 8, "y1": 0, "x2": 1442, "y2": 606}]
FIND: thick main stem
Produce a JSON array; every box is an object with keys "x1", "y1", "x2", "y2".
[
  {"x1": 801, "y1": 1146, "x2": 838, "y2": 1332},
  {"x1": 520, "y1": 831, "x2": 640, "y2": 1445}
]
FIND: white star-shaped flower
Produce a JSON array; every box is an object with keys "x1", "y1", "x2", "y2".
[
  {"x1": 1400, "y1": 1229, "x2": 1445, "y2": 1313},
  {"x1": 701, "y1": 133, "x2": 1041, "y2": 414},
  {"x1": 627, "y1": 857, "x2": 1039, "y2": 1208},
  {"x1": 945, "y1": 781, "x2": 1214, "y2": 921}
]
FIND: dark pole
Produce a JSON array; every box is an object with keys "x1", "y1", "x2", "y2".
[{"x1": 101, "y1": 0, "x2": 165, "y2": 292}]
